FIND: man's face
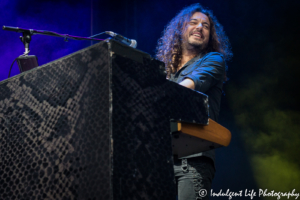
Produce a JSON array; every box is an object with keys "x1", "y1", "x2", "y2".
[{"x1": 182, "y1": 12, "x2": 210, "y2": 51}]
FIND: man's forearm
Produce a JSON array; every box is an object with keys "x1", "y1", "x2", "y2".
[{"x1": 179, "y1": 78, "x2": 195, "y2": 90}]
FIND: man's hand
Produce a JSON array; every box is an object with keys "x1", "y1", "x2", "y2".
[{"x1": 179, "y1": 78, "x2": 195, "y2": 90}]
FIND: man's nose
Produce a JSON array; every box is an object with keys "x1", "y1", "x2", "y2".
[{"x1": 196, "y1": 23, "x2": 203, "y2": 29}]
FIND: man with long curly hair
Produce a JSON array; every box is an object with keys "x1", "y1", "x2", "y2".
[{"x1": 156, "y1": 3, "x2": 232, "y2": 200}]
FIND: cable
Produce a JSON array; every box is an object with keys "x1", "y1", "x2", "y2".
[
  {"x1": 8, "y1": 58, "x2": 18, "y2": 78},
  {"x1": 8, "y1": 51, "x2": 30, "y2": 78}
]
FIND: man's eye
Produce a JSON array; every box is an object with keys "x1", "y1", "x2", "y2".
[{"x1": 203, "y1": 24, "x2": 209, "y2": 29}]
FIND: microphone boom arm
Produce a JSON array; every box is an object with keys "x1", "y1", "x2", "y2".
[{"x1": 3, "y1": 26, "x2": 103, "y2": 42}]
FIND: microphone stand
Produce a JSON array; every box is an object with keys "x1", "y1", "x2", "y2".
[
  {"x1": 3, "y1": 25, "x2": 103, "y2": 55},
  {"x1": 3, "y1": 26, "x2": 103, "y2": 77}
]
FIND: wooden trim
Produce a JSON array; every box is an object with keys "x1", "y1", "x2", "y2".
[{"x1": 177, "y1": 118, "x2": 231, "y2": 147}]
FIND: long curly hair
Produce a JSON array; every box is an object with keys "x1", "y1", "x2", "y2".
[{"x1": 156, "y1": 3, "x2": 233, "y2": 79}]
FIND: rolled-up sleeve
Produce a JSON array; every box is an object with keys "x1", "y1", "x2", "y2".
[{"x1": 184, "y1": 52, "x2": 225, "y2": 93}]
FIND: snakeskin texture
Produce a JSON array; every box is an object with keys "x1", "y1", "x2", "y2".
[{"x1": 0, "y1": 39, "x2": 208, "y2": 200}]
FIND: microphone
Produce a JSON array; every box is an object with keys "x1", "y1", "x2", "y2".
[{"x1": 105, "y1": 31, "x2": 137, "y2": 48}]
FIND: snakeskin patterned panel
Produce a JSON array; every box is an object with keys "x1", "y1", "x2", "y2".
[{"x1": 109, "y1": 40, "x2": 208, "y2": 200}]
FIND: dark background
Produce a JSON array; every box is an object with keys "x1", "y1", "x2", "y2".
[{"x1": 1, "y1": 0, "x2": 299, "y2": 199}]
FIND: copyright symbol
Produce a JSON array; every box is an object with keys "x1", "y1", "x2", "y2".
[{"x1": 199, "y1": 189, "x2": 207, "y2": 197}]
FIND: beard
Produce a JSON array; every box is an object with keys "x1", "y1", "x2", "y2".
[
  {"x1": 182, "y1": 38, "x2": 208, "y2": 52},
  {"x1": 187, "y1": 36, "x2": 209, "y2": 51}
]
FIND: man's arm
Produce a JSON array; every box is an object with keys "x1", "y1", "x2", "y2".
[
  {"x1": 179, "y1": 78, "x2": 195, "y2": 89},
  {"x1": 179, "y1": 52, "x2": 225, "y2": 93}
]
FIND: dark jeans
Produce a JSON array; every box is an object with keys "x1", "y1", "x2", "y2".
[{"x1": 174, "y1": 156, "x2": 215, "y2": 200}]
